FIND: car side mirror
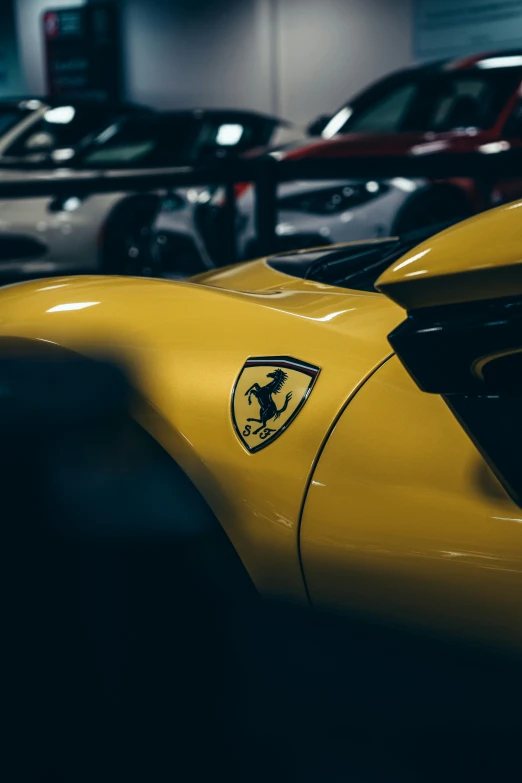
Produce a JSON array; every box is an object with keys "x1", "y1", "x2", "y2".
[{"x1": 306, "y1": 115, "x2": 332, "y2": 137}]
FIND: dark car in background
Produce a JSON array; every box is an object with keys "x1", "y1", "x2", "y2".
[
  {"x1": 0, "y1": 96, "x2": 150, "y2": 164},
  {"x1": 175, "y1": 50, "x2": 522, "y2": 270},
  {"x1": 0, "y1": 108, "x2": 303, "y2": 278}
]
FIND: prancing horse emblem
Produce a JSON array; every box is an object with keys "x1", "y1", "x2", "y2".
[
  {"x1": 232, "y1": 356, "x2": 321, "y2": 453},
  {"x1": 246, "y1": 369, "x2": 293, "y2": 435}
]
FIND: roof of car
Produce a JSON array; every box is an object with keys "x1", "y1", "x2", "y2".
[
  {"x1": 0, "y1": 100, "x2": 290, "y2": 126},
  {"x1": 0, "y1": 97, "x2": 153, "y2": 112},
  {"x1": 446, "y1": 49, "x2": 522, "y2": 69},
  {"x1": 406, "y1": 50, "x2": 522, "y2": 73},
  {"x1": 152, "y1": 108, "x2": 292, "y2": 126},
  {"x1": 364, "y1": 51, "x2": 522, "y2": 86}
]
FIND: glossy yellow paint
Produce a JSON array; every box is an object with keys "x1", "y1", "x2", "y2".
[
  {"x1": 3, "y1": 207, "x2": 522, "y2": 652},
  {"x1": 0, "y1": 272, "x2": 398, "y2": 602},
  {"x1": 191, "y1": 258, "x2": 287, "y2": 292},
  {"x1": 301, "y1": 356, "x2": 522, "y2": 650},
  {"x1": 377, "y1": 198, "x2": 522, "y2": 309},
  {"x1": 192, "y1": 238, "x2": 395, "y2": 294}
]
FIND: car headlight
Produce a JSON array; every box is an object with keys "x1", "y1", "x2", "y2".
[
  {"x1": 162, "y1": 188, "x2": 214, "y2": 211},
  {"x1": 186, "y1": 188, "x2": 213, "y2": 205},
  {"x1": 280, "y1": 182, "x2": 389, "y2": 215}
]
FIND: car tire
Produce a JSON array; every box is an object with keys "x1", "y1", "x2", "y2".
[
  {"x1": 392, "y1": 187, "x2": 473, "y2": 236},
  {"x1": 101, "y1": 197, "x2": 160, "y2": 276}
]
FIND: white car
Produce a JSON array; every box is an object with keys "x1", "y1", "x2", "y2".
[
  {"x1": 0, "y1": 97, "x2": 155, "y2": 278},
  {"x1": 172, "y1": 169, "x2": 470, "y2": 272},
  {"x1": 0, "y1": 108, "x2": 298, "y2": 279},
  {"x1": 228, "y1": 177, "x2": 429, "y2": 261},
  {"x1": 0, "y1": 97, "x2": 149, "y2": 166}
]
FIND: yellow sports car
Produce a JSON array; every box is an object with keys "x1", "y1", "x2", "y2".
[{"x1": 2, "y1": 202, "x2": 522, "y2": 653}]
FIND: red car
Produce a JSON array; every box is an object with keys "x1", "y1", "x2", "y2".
[{"x1": 198, "y1": 50, "x2": 522, "y2": 265}]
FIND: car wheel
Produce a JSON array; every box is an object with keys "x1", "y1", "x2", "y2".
[
  {"x1": 392, "y1": 188, "x2": 472, "y2": 236},
  {"x1": 102, "y1": 197, "x2": 160, "y2": 276}
]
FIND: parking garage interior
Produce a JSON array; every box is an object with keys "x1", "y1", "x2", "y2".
[{"x1": 4, "y1": 2, "x2": 522, "y2": 781}]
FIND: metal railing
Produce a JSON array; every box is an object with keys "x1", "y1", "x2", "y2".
[{"x1": 0, "y1": 149, "x2": 520, "y2": 261}]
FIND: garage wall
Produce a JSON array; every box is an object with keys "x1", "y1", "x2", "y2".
[
  {"x1": 277, "y1": 0, "x2": 413, "y2": 125},
  {"x1": 120, "y1": 0, "x2": 274, "y2": 113},
  {"x1": 0, "y1": 0, "x2": 24, "y2": 95},
  {"x1": 15, "y1": 0, "x2": 413, "y2": 124},
  {"x1": 414, "y1": 0, "x2": 522, "y2": 60},
  {"x1": 118, "y1": 0, "x2": 413, "y2": 123}
]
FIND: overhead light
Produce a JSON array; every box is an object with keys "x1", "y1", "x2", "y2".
[
  {"x1": 216, "y1": 124, "x2": 244, "y2": 146},
  {"x1": 476, "y1": 56, "x2": 522, "y2": 69},
  {"x1": 44, "y1": 106, "x2": 76, "y2": 124},
  {"x1": 47, "y1": 302, "x2": 99, "y2": 313},
  {"x1": 365, "y1": 181, "x2": 380, "y2": 193},
  {"x1": 322, "y1": 107, "x2": 353, "y2": 139}
]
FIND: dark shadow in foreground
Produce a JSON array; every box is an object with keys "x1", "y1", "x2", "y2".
[{"x1": 2, "y1": 347, "x2": 521, "y2": 782}]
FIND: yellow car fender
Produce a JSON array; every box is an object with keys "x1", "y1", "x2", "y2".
[
  {"x1": 0, "y1": 273, "x2": 399, "y2": 600},
  {"x1": 4, "y1": 200, "x2": 522, "y2": 652}
]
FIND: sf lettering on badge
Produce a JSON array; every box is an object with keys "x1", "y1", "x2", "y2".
[{"x1": 232, "y1": 356, "x2": 320, "y2": 453}]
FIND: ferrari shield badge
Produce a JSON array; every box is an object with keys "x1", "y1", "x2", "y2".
[{"x1": 232, "y1": 356, "x2": 320, "y2": 453}]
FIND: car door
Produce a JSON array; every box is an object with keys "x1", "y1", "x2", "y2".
[{"x1": 300, "y1": 203, "x2": 522, "y2": 653}]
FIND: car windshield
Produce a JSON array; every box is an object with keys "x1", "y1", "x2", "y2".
[
  {"x1": 77, "y1": 116, "x2": 201, "y2": 167},
  {"x1": 327, "y1": 68, "x2": 522, "y2": 136},
  {"x1": 1, "y1": 104, "x2": 137, "y2": 163},
  {"x1": 0, "y1": 105, "x2": 32, "y2": 136}
]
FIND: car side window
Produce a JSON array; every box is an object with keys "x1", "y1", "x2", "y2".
[
  {"x1": 347, "y1": 84, "x2": 417, "y2": 133},
  {"x1": 78, "y1": 120, "x2": 197, "y2": 167},
  {"x1": 79, "y1": 122, "x2": 161, "y2": 166},
  {"x1": 4, "y1": 107, "x2": 115, "y2": 159}
]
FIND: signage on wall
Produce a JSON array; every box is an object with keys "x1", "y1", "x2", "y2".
[
  {"x1": 43, "y1": 3, "x2": 122, "y2": 100},
  {"x1": 415, "y1": 0, "x2": 522, "y2": 60}
]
